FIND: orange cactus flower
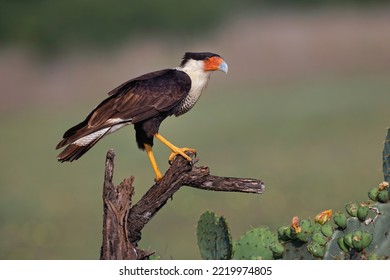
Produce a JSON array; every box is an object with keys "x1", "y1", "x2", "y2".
[
  {"x1": 315, "y1": 209, "x2": 332, "y2": 224},
  {"x1": 291, "y1": 216, "x2": 301, "y2": 233}
]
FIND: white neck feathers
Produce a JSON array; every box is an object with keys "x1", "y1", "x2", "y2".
[{"x1": 174, "y1": 59, "x2": 211, "y2": 116}]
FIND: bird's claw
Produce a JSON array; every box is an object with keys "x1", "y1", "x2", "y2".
[{"x1": 168, "y1": 147, "x2": 197, "y2": 164}]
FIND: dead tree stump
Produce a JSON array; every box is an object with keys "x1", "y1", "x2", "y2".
[{"x1": 100, "y1": 149, "x2": 265, "y2": 259}]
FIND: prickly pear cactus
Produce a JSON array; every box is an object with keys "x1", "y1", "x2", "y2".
[
  {"x1": 274, "y1": 189, "x2": 390, "y2": 260},
  {"x1": 324, "y1": 197, "x2": 390, "y2": 260},
  {"x1": 197, "y1": 192, "x2": 390, "y2": 260},
  {"x1": 277, "y1": 211, "x2": 334, "y2": 260},
  {"x1": 233, "y1": 227, "x2": 278, "y2": 260},
  {"x1": 196, "y1": 211, "x2": 232, "y2": 260},
  {"x1": 195, "y1": 129, "x2": 390, "y2": 260}
]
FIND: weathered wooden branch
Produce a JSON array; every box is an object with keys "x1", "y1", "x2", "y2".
[
  {"x1": 100, "y1": 149, "x2": 265, "y2": 259},
  {"x1": 100, "y1": 150, "x2": 150, "y2": 260}
]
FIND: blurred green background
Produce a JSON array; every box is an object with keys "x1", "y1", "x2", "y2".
[{"x1": 1, "y1": 0, "x2": 390, "y2": 259}]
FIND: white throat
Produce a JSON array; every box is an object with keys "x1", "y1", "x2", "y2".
[{"x1": 174, "y1": 59, "x2": 211, "y2": 116}]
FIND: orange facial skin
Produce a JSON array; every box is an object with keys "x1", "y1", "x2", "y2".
[{"x1": 204, "y1": 56, "x2": 224, "y2": 71}]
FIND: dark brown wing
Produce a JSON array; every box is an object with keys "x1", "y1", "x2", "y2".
[
  {"x1": 89, "y1": 69, "x2": 191, "y2": 125},
  {"x1": 56, "y1": 69, "x2": 191, "y2": 149},
  {"x1": 107, "y1": 69, "x2": 171, "y2": 96}
]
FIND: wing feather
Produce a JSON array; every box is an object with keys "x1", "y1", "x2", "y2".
[
  {"x1": 56, "y1": 69, "x2": 191, "y2": 149},
  {"x1": 89, "y1": 69, "x2": 191, "y2": 126}
]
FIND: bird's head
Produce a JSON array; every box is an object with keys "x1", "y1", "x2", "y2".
[{"x1": 180, "y1": 52, "x2": 228, "y2": 74}]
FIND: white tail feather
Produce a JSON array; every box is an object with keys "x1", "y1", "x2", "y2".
[
  {"x1": 73, "y1": 128, "x2": 110, "y2": 146},
  {"x1": 72, "y1": 123, "x2": 129, "y2": 146}
]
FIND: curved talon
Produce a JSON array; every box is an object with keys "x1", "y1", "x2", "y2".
[
  {"x1": 168, "y1": 147, "x2": 197, "y2": 164},
  {"x1": 153, "y1": 133, "x2": 197, "y2": 165}
]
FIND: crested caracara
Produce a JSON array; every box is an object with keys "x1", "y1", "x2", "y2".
[{"x1": 56, "y1": 52, "x2": 228, "y2": 181}]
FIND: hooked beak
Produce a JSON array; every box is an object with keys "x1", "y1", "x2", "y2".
[{"x1": 219, "y1": 60, "x2": 228, "y2": 74}]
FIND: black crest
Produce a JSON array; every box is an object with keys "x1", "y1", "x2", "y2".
[{"x1": 180, "y1": 52, "x2": 220, "y2": 66}]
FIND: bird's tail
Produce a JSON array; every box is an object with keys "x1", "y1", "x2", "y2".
[
  {"x1": 56, "y1": 127, "x2": 111, "y2": 162},
  {"x1": 57, "y1": 141, "x2": 98, "y2": 162},
  {"x1": 56, "y1": 112, "x2": 131, "y2": 162}
]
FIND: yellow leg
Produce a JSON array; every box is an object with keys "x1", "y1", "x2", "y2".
[
  {"x1": 144, "y1": 144, "x2": 162, "y2": 181},
  {"x1": 154, "y1": 133, "x2": 196, "y2": 163}
]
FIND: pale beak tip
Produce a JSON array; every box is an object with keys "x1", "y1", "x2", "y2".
[{"x1": 219, "y1": 60, "x2": 228, "y2": 74}]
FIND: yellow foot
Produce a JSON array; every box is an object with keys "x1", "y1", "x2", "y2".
[{"x1": 168, "y1": 147, "x2": 197, "y2": 164}]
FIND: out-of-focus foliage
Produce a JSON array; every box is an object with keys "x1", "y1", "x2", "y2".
[
  {"x1": 266, "y1": 0, "x2": 388, "y2": 6},
  {"x1": 0, "y1": 0, "x2": 387, "y2": 53},
  {"x1": 0, "y1": 0, "x2": 241, "y2": 52}
]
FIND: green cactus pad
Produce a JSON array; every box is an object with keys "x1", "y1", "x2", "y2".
[
  {"x1": 368, "y1": 187, "x2": 379, "y2": 201},
  {"x1": 352, "y1": 230, "x2": 364, "y2": 251},
  {"x1": 277, "y1": 226, "x2": 290, "y2": 241},
  {"x1": 337, "y1": 236, "x2": 349, "y2": 253},
  {"x1": 309, "y1": 223, "x2": 322, "y2": 234},
  {"x1": 269, "y1": 241, "x2": 284, "y2": 258},
  {"x1": 312, "y1": 232, "x2": 327, "y2": 246},
  {"x1": 307, "y1": 242, "x2": 325, "y2": 258},
  {"x1": 357, "y1": 205, "x2": 369, "y2": 222},
  {"x1": 361, "y1": 231, "x2": 373, "y2": 248},
  {"x1": 300, "y1": 219, "x2": 311, "y2": 232},
  {"x1": 320, "y1": 224, "x2": 333, "y2": 238},
  {"x1": 345, "y1": 202, "x2": 359, "y2": 217},
  {"x1": 296, "y1": 232, "x2": 310, "y2": 243},
  {"x1": 333, "y1": 212, "x2": 347, "y2": 229},
  {"x1": 377, "y1": 190, "x2": 389, "y2": 203},
  {"x1": 197, "y1": 211, "x2": 232, "y2": 260},
  {"x1": 234, "y1": 227, "x2": 277, "y2": 260}
]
